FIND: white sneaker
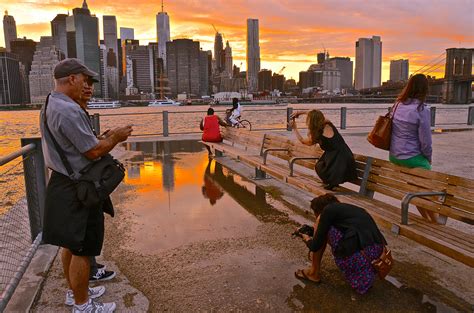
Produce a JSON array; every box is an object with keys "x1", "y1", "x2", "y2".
[
  {"x1": 65, "y1": 286, "x2": 106, "y2": 306},
  {"x1": 72, "y1": 299, "x2": 116, "y2": 313}
]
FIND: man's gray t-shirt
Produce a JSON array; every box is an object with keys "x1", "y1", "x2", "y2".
[{"x1": 40, "y1": 91, "x2": 98, "y2": 179}]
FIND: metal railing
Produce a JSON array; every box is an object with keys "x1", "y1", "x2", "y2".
[
  {"x1": 0, "y1": 138, "x2": 47, "y2": 312},
  {"x1": 91, "y1": 106, "x2": 474, "y2": 137}
]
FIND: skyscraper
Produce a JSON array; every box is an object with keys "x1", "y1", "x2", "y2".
[
  {"x1": 66, "y1": 0, "x2": 101, "y2": 96},
  {"x1": 120, "y1": 27, "x2": 134, "y2": 40},
  {"x1": 214, "y1": 32, "x2": 224, "y2": 73},
  {"x1": 354, "y1": 36, "x2": 382, "y2": 90},
  {"x1": 103, "y1": 16, "x2": 119, "y2": 98},
  {"x1": 3, "y1": 11, "x2": 17, "y2": 52},
  {"x1": 327, "y1": 57, "x2": 353, "y2": 89},
  {"x1": 11, "y1": 37, "x2": 37, "y2": 103},
  {"x1": 99, "y1": 44, "x2": 109, "y2": 98},
  {"x1": 29, "y1": 36, "x2": 64, "y2": 104},
  {"x1": 246, "y1": 18, "x2": 260, "y2": 92},
  {"x1": 51, "y1": 14, "x2": 68, "y2": 57},
  {"x1": 390, "y1": 59, "x2": 409, "y2": 82},
  {"x1": 103, "y1": 16, "x2": 118, "y2": 64},
  {"x1": 156, "y1": 1, "x2": 170, "y2": 71},
  {"x1": 224, "y1": 41, "x2": 233, "y2": 78},
  {"x1": 166, "y1": 39, "x2": 209, "y2": 97},
  {"x1": 128, "y1": 45, "x2": 153, "y2": 93},
  {"x1": 0, "y1": 50, "x2": 22, "y2": 104},
  {"x1": 106, "y1": 49, "x2": 119, "y2": 99},
  {"x1": 258, "y1": 69, "x2": 272, "y2": 92},
  {"x1": 272, "y1": 73, "x2": 285, "y2": 92}
]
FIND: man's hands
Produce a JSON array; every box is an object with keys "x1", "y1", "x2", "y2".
[
  {"x1": 108, "y1": 125, "x2": 133, "y2": 142},
  {"x1": 97, "y1": 129, "x2": 110, "y2": 140}
]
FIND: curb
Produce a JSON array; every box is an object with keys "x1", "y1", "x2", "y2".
[{"x1": 5, "y1": 244, "x2": 59, "y2": 312}]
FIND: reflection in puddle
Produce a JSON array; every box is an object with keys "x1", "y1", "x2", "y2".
[
  {"x1": 120, "y1": 140, "x2": 469, "y2": 312},
  {"x1": 121, "y1": 140, "x2": 286, "y2": 254}
]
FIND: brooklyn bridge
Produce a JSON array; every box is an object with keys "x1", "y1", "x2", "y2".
[{"x1": 360, "y1": 48, "x2": 474, "y2": 104}]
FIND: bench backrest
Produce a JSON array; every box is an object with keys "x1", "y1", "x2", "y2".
[
  {"x1": 223, "y1": 129, "x2": 474, "y2": 224},
  {"x1": 365, "y1": 157, "x2": 474, "y2": 223},
  {"x1": 222, "y1": 127, "x2": 264, "y2": 152},
  {"x1": 262, "y1": 133, "x2": 324, "y2": 168}
]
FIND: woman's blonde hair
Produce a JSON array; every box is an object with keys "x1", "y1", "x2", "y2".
[{"x1": 306, "y1": 109, "x2": 326, "y2": 144}]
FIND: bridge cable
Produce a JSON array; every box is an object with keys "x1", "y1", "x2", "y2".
[{"x1": 412, "y1": 52, "x2": 446, "y2": 75}]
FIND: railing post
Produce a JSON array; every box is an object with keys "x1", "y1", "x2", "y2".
[
  {"x1": 92, "y1": 113, "x2": 100, "y2": 135},
  {"x1": 430, "y1": 107, "x2": 436, "y2": 127},
  {"x1": 340, "y1": 107, "x2": 347, "y2": 129},
  {"x1": 163, "y1": 111, "x2": 169, "y2": 137},
  {"x1": 286, "y1": 107, "x2": 293, "y2": 131},
  {"x1": 20, "y1": 138, "x2": 47, "y2": 242},
  {"x1": 468, "y1": 107, "x2": 474, "y2": 125}
]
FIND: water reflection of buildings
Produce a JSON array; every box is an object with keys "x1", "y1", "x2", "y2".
[
  {"x1": 124, "y1": 140, "x2": 204, "y2": 191},
  {"x1": 204, "y1": 159, "x2": 286, "y2": 222},
  {"x1": 127, "y1": 163, "x2": 141, "y2": 179}
]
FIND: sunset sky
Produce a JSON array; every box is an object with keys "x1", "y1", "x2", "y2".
[{"x1": 2, "y1": 0, "x2": 473, "y2": 81}]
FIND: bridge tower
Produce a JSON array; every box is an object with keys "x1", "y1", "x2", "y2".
[{"x1": 443, "y1": 48, "x2": 473, "y2": 104}]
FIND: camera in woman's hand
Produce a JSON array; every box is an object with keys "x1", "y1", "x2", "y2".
[{"x1": 292, "y1": 224, "x2": 314, "y2": 238}]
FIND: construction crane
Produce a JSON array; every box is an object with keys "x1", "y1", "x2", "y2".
[
  {"x1": 277, "y1": 66, "x2": 286, "y2": 75},
  {"x1": 211, "y1": 23, "x2": 225, "y2": 41}
]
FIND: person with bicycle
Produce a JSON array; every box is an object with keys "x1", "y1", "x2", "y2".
[{"x1": 227, "y1": 97, "x2": 242, "y2": 127}]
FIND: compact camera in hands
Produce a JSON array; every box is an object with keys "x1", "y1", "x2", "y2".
[{"x1": 292, "y1": 224, "x2": 315, "y2": 238}]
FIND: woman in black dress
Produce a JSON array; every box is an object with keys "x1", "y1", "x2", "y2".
[{"x1": 289, "y1": 109, "x2": 357, "y2": 190}]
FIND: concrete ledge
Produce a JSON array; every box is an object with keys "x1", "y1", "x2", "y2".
[{"x1": 5, "y1": 244, "x2": 59, "y2": 312}]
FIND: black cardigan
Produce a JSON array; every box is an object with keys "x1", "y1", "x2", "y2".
[{"x1": 306, "y1": 203, "x2": 387, "y2": 257}]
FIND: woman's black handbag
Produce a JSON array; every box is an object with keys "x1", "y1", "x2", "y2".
[{"x1": 43, "y1": 94, "x2": 125, "y2": 210}]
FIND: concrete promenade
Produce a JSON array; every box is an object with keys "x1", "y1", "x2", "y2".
[{"x1": 8, "y1": 128, "x2": 474, "y2": 312}]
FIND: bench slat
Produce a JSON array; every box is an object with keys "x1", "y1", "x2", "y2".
[
  {"x1": 369, "y1": 166, "x2": 447, "y2": 191},
  {"x1": 371, "y1": 158, "x2": 449, "y2": 181}
]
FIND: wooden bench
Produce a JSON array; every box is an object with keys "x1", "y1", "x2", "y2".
[
  {"x1": 256, "y1": 133, "x2": 474, "y2": 267},
  {"x1": 201, "y1": 130, "x2": 474, "y2": 266},
  {"x1": 347, "y1": 157, "x2": 474, "y2": 266}
]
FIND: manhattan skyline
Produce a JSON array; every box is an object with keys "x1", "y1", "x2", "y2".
[{"x1": 1, "y1": 0, "x2": 473, "y2": 81}]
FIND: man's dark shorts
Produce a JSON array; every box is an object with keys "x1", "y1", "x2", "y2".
[{"x1": 43, "y1": 171, "x2": 105, "y2": 256}]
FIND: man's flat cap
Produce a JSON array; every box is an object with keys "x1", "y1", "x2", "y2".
[{"x1": 54, "y1": 58, "x2": 98, "y2": 79}]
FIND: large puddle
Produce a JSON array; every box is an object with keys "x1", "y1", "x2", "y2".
[
  {"x1": 116, "y1": 140, "x2": 471, "y2": 312},
  {"x1": 121, "y1": 140, "x2": 287, "y2": 253}
]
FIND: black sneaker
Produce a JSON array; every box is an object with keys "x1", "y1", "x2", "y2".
[
  {"x1": 97, "y1": 262, "x2": 106, "y2": 270},
  {"x1": 89, "y1": 268, "x2": 116, "y2": 282}
]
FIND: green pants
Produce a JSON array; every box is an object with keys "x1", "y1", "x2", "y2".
[{"x1": 389, "y1": 154, "x2": 431, "y2": 170}]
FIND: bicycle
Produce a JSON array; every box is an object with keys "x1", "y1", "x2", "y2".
[
  {"x1": 225, "y1": 110, "x2": 252, "y2": 130},
  {"x1": 233, "y1": 116, "x2": 252, "y2": 130}
]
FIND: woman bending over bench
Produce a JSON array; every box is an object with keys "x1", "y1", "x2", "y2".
[
  {"x1": 289, "y1": 109, "x2": 357, "y2": 190},
  {"x1": 295, "y1": 194, "x2": 388, "y2": 294}
]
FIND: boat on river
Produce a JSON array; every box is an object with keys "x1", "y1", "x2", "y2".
[
  {"x1": 87, "y1": 100, "x2": 121, "y2": 109},
  {"x1": 148, "y1": 98, "x2": 181, "y2": 107}
]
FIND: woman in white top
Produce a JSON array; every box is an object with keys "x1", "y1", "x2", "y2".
[{"x1": 228, "y1": 97, "x2": 242, "y2": 126}]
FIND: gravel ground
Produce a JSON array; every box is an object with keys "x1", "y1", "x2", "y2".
[{"x1": 31, "y1": 131, "x2": 474, "y2": 312}]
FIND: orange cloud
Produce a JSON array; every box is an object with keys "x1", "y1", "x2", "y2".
[{"x1": 3, "y1": 0, "x2": 472, "y2": 82}]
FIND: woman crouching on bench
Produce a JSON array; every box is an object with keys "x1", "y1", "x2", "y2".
[
  {"x1": 295, "y1": 194, "x2": 387, "y2": 294},
  {"x1": 289, "y1": 109, "x2": 357, "y2": 190}
]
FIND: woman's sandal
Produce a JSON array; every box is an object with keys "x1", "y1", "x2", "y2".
[{"x1": 294, "y1": 269, "x2": 321, "y2": 284}]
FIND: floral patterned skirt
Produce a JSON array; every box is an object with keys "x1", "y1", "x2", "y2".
[{"x1": 328, "y1": 226, "x2": 383, "y2": 294}]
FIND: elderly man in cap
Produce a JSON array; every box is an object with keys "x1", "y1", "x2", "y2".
[
  {"x1": 40, "y1": 58, "x2": 132, "y2": 312},
  {"x1": 76, "y1": 75, "x2": 118, "y2": 284}
]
